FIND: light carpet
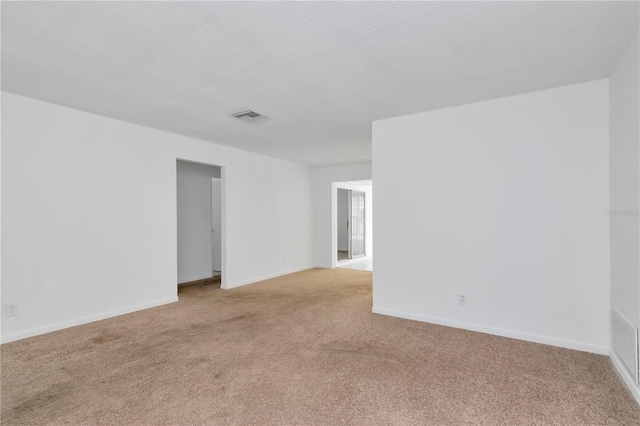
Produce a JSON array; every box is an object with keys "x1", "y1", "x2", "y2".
[{"x1": 2, "y1": 268, "x2": 639, "y2": 425}]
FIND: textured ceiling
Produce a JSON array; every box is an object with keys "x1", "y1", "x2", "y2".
[{"x1": 2, "y1": 2, "x2": 638, "y2": 166}]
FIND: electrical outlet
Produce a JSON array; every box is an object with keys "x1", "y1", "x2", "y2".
[
  {"x1": 4, "y1": 303, "x2": 18, "y2": 317},
  {"x1": 458, "y1": 294, "x2": 467, "y2": 305}
]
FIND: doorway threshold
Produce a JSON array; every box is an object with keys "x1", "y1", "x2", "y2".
[
  {"x1": 178, "y1": 275, "x2": 221, "y2": 292},
  {"x1": 337, "y1": 257, "x2": 373, "y2": 271}
]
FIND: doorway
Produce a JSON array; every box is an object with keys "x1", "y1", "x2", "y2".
[
  {"x1": 337, "y1": 189, "x2": 366, "y2": 261},
  {"x1": 334, "y1": 180, "x2": 372, "y2": 271},
  {"x1": 176, "y1": 160, "x2": 225, "y2": 288},
  {"x1": 210, "y1": 178, "x2": 222, "y2": 276}
]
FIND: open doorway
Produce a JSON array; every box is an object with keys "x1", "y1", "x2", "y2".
[
  {"x1": 176, "y1": 159, "x2": 225, "y2": 289},
  {"x1": 337, "y1": 188, "x2": 366, "y2": 261},
  {"x1": 334, "y1": 180, "x2": 372, "y2": 271},
  {"x1": 210, "y1": 177, "x2": 222, "y2": 276}
]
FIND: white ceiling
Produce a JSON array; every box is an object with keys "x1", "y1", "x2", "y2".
[{"x1": 2, "y1": 2, "x2": 638, "y2": 166}]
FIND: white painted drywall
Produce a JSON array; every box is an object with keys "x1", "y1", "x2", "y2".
[
  {"x1": 312, "y1": 163, "x2": 371, "y2": 268},
  {"x1": 610, "y1": 30, "x2": 640, "y2": 332},
  {"x1": 609, "y1": 29, "x2": 640, "y2": 403},
  {"x1": 176, "y1": 160, "x2": 220, "y2": 283},
  {"x1": 337, "y1": 189, "x2": 349, "y2": 251},
  {"x1": 1, "y1": 92, "x2": 314, "y2": 343},
  {"x1": 372, "y1": 80, "x2": 610, "y2": 354}
]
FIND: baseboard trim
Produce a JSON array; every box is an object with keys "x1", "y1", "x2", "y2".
[
  {"x1": 1, "y1": 297, "x2": 178, "y2": 344},
  {"x1": 223, "y1": 266, "x2": 313, "y2": 290},
  {"x1": 372, "y1": 307, "x2": 609, "y2": 355},
  {"x1": 610, "y1": 349, "x2": 640, "y2": 406}
]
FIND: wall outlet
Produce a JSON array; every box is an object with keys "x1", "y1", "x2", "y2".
[
  {"x1": 4, "y1": 303, "x2": 18, "y2": 317},
  {"x1": 458, "y1": 294, "x2": 467, "y2": 305}
]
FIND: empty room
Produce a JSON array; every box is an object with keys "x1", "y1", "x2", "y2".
[{"x1": 1, "y1": 1, "x2": 640, "y2": 425}]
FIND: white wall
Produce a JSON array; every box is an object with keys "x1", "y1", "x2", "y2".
[
  {"x1": 311, "y1": 163, "x2": 371, "y2": 268},
  {"x1": 372, "y1": 80, "x2": 610, "y2": 354},
  {"x1": 337, "y1": 189, "x2": 349, "y2": 251},
  {"x1": 609, "y1": 29, "x2": 640, "y2": 402},
  {"x1": 176, "y1": 160, "x2": 220, "y2": 283},
  {"x1": 610, "y1": 30, "x2": 640, "y2": 332},
  {"x1": 1, "y1": 92, "x2": 314, "y2": 343}
]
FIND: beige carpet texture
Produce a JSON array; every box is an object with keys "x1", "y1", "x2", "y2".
[{"x1": 2, "y1": 268, "x2": 639, "y2": 425}]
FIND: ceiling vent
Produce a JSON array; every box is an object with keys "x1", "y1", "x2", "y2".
[{"x1": 230, "y1": 109, "x2": 269, "y2": 123}]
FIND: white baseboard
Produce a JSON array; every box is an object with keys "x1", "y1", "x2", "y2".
[
  {"x1": 610, "y1": 349, "x2": 640, "y2": 406},
  {"x1": 222, "y1": 266, "x2": 313, "y2": 289},
  {"x1": 372, "y1": 306, "x2": 609, "y2": 355},
  {"x1": 178, "y1": 273, "x2": 214, "y2": 284},
  {"x1": 314, "y1": 264, "x2": 332, "y2": 269},
  {"x1": 1, "y1": 297, "x2": 178, "y2": 344}
]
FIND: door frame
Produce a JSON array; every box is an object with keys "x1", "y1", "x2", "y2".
[
  {"x1": 210, "y1": 177, "x2": 222, "y2": 274},
  {"x1": 331, "y1": 181, "x2": 372, "y2": 268},
  {"x1": 348, "y1": 189, "x2": 366, "y2": 259},
  {"x1": 176, "y1": 158, "x2": 227, "y2": 289}
]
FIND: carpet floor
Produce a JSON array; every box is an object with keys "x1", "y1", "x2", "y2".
[{"x1": 2, "y1": 268, "x2": 639, "y2": 425}]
